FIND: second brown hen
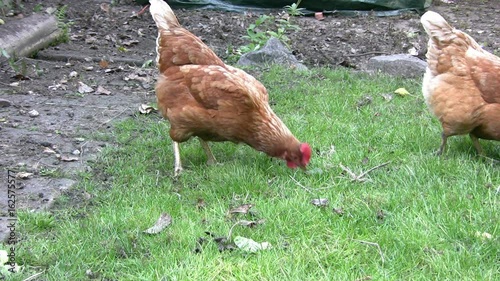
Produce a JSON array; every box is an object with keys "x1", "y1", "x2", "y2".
[{"x1": 421, "y1": 11, "x2": 500, "y2": 155}]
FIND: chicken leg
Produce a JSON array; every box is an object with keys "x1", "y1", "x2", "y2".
[
  {"x1": 437, "y1": 132, "x2": 448, "y2": 156},
  {"x1": 173, "y1": 141, "x2": 183, "y2": 177},
  {"x1": 199, "y1": 139, "x2": 217, "y2": 165},
  {"x1": 469, "y1": 134, "x2": 484, "y2": 155}
]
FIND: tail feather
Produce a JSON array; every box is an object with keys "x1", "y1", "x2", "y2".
[
  {"x1": 149, "y1": 0, "x2": 180, "y2": 31},
  {"x1": 420, "y1": 11, "x2": 455, "y2": 43}
]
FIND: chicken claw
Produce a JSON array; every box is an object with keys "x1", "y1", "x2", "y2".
[{"x1": 199, "y1": 139, "x2": 217, "y2": 165}]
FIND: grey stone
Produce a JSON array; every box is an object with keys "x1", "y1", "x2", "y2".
[
  {"x1": 0, "y1": 99, "x2": 12, "y2": 108},
  {"x1": 237, "y1": 37, "x2": 308, "y2": 70},
  {"x1": 366, "y1": 54, "x2": 427, "y2": 78}
]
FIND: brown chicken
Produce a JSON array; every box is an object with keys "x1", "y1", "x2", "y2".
[
  {"x1": 421, "y1": 11, "x2": 500, "y2": 155},
  {"x1": 149, "y1": 0, "x2": 311, "y2": 176}
]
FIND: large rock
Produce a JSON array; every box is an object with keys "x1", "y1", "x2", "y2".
[
  {"x1": 237, "y1": 37, "x2": 307, "y2": 70},
  {"x1": 366, "y1": 54, "x2": 427, "y2": 78}
]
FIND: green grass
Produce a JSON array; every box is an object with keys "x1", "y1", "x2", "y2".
[{"x1": 7, "y1": 67, "x2": 499, "y2": 280}]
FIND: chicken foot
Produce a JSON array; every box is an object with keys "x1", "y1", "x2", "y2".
[
  {"x1": 199, "y1": 139, "x2": 217, "y2": 165},
  {"x1": 173, "y1": 141, "x2": 183, "y2": 177}
]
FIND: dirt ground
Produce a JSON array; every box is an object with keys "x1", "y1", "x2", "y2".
[{"x1": 0, "y1": 0, "x2": 499, "y2": 240}]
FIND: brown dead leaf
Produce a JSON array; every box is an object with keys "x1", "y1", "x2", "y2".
[
  {"x1": 138, "y1": 104, "x2": 156, "y2": 114},
  {"x1": 314, "y1": 12, "x2": 324, "y2": 21},
  {"x1": 59, "y1": 155, "x2": 79, "y2": 162},
  {"x1": 122, "y1": 40, "x2": 139, "y2": 46},
  {"x1": 204, "y1": 231, "x2": 236, "y2": 252},
  {"x1": 143, "y1": 213, "x2": 172, "y2": 234},
  {"x1": 238, "y1": 219, "x2": 265, "y2": 227},
  {"x1": 43, "y1": 147, "x2": 57, "y2": 154},
  {"x1": 333, "y1": 207, "x2": 344, "y2": 216},
  {"x1": 229, "y1": 203, "x2": 253, "y2": 215},
  {"x1": 78, "y1": 82, "x2": 94, "y2": 94},
  {"x1": 95, "y1": 85, "x2": 112, "y2": 95}
]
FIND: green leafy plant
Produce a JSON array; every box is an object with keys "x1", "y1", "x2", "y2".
[
  {"x1": 284, "y1": 0, "x2": 305, "y2": 16},
  {"x1": 1, "y1": 48, "x2": 27, "y2": 76},
  {"x1": 33, "y1": 3, "x2": 42, "y2": 12}
]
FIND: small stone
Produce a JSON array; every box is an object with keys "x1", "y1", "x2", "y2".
[
  {"x1": 72, "y1": 149, "x2": 81, "y2": 155},
  {"x1": 0, "y1": 98, "x2": 12, "y2": 108},
  {"x1": 69, "y1": 71, "x2": 78, "y2": 78}
]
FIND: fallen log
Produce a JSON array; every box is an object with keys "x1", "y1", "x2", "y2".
[{"x1": 0, "y1": 13, "x2": 61, "y2": 58}]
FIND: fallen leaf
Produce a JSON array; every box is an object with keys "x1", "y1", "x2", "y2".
[
  {"x1": 43, "y1": 147, "x2": 56, "y2": 154},
  {"x1": 381, "y1": 93, "x2": 394, "y2": 101},
  {"x1": 143, "y1": 213, "x2": 172, "y2": 234},
  {"x1": 314, "y1": 12, "x2": 324, "y2": 21},
  {"x1": 95, "y1": 85, "x2": 112, "y2": 95},
  {"x1": 100, "y1": 3, "x2": 111, "y2": 13},
  {"x1": 234, "y1": 236, "x2": 272, "y2": 253},
  {"x1": 229, "y1": 203, "x2": 253, "y2": 215},
  {"x1": 78, "y1": 82, "x2": 94, "y2": 94},
  {"x1": 376, "y1": 209, "x2": 385, "y2": 220},
  {"x1": 122, "y1": 40, "x2": 139, "y2": 46},
  {"x1": 16, "y1": 172, "x2": 33, "y2": 179},
  {"x1": 356, "y1": 95, "x2": 372, "y2": 108},
  {"x1": 311, "y1": 198, "x2": 329, "y2": 207},
  {"x1": 138, "y1": 104, "x2": 157, "y2": 114},
  {"x1": 394, "y1": 87, "x2": 410, "y2": 96},
  {"x1": 306, "y1": 168, "x2": 323, "y2": 175},
  {"x1": 99, "y1": 60, "x2": 109, "y2": 68},
  {"x1": 196, "y1": 198, "x2": 206, "y2": 209},
  {"x1": 28, "y1": 109, "x2": 39, "y2": 117},
  {"x1": 204, "y1": 231, "x2": 236, "y2": 252}
]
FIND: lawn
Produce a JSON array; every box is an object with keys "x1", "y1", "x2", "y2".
[{"x1": 7, "y1": 67, "x2": 499, "y2": 280}]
